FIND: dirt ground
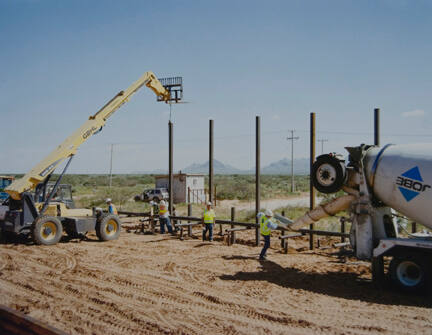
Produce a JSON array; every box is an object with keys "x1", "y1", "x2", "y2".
[{"x1": 0, "y1": 220, "x2": 431, "y2": 335}]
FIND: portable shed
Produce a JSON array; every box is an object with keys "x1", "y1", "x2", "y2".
[{"x1": 155, "y1": 173, "x2": 205, "y2": 204}]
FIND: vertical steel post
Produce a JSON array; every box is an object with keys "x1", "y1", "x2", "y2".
[
  {"x1": 374, "y1": 108, "x2": 380, "y2": 146},
  {"x1": 187, "y1": 203, "x2": 192, "y2": 237},
  {"x1": 255, "y1": 116, "x2": 261, "y2": 246},
  {"x1": 310, "y1": 113, "x2": 316, "y2": 250},
  {"x1": 169, "y1": 121, "x2": 174, "y2": 216},
  {"x1": 209, "y1": 119, "x2": 214, "y2": 203},
  {"x1": 281, "y1": 210, "x2": 286, "y2": 248},
  {"x1": 341, "y1": 217, "x2": 346, "y2": 243},
  {"x1": 214, "y1": 185, "x2": 217, "y2": 207},
  {"x1": 230, "y1": 207, "x2": 236, "y2": 245}
]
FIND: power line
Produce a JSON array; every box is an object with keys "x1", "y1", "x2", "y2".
[
  {"x1": 318, "y1": 139, "x2": 328, "y2": 154},
  {"x1": 287, "y1": 130, "x2": 299, "y2": 192},
  {"x1": 109, "y1": 144, "x2": 114, "y2": 188}
]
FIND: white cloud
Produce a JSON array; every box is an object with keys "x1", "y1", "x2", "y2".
[{"x1": 401, "y1": 109, "x2": 425, "y2": 118}]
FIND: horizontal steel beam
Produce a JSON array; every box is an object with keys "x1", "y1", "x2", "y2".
[
  {"x1": 299, "y1": 229, "x2": 349, "y2": 238},
  {"x1": 225, "y1": 227, "x2": 251, "y2": 233},
  {"x1": 118, "y1": 211, "x2": 151, "y2": 217},
  {"x1": 176, "y1": 222, "x2": 201, "y2": 227},
  {"x1": 279, "y1": 233, "x2": 303, "y2": 239}
]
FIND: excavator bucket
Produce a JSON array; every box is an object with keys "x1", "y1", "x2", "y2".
[{"x1": 158, "y1": 77, "x2": 183, "y2": 103}]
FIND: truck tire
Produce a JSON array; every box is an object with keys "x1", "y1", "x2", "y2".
[
  {"x1": 96, "y1": 214, "x2": 121, "y2": 241},
  {"x1": 32, "y1": 216, "x2": 63, "y2": 245},
  {"x1": 134, "y1": 195, "x2": 141, "y2": 202},
  {"x1": 389, "y1": 254, "x2": 430, "y2": 293},
  {"x1": 0, "y1": 229, "x2": 5, "y2": 244}
]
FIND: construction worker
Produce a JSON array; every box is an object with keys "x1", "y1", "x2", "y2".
[
  {"x1": 159, "y1": 200, "x2": 173, "y2": 234},
  {"x1": 258, "y1": 209, "x2": 278, "y2": 260},
  {"x1": 202, "y1": 202, "x2": 216, "y2": 241},
  {"x1": 106, "y1": 198, "x2": 118, "y2": 215}
]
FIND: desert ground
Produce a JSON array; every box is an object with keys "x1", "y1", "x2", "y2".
[{"x1": 0, "y1": 217, "x2": 430, "y2": 335}]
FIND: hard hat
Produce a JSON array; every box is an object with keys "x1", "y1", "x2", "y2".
[
  {"x1": 106, "y1": 198, "x2": 112, "y2": 203},
  {"x1": 265, "y1": 209, "x2": 273, "y2": 217},
  {"x1": 160, "y1": 200, "x2": 166, "y2": 205},
  {"x1": 207, "y1": 201, "x2": 212, "y2": 206}
]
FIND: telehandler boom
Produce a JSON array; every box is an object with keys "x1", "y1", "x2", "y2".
[
  {"x1": 0, "y1": 72, "x2": 183, "y2": 245},
  {"x1": 7, "y1": 71, "x2": 173, "y2": 200}
]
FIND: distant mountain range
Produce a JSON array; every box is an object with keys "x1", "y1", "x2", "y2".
[
  {"x1": 181, "y1": 158, "x2": 310, "y2": 175},
  {"x1": 182, "y1": 160, "x2": 242, "y2": 174}
]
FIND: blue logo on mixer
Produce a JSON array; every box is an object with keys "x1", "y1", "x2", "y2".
[{"x1": 395, "y1": 166, "x2": 431, "y2": 202}]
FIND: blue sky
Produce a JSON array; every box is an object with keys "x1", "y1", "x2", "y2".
[{"x1": 1, "y1": 0, "x2": 431, "y2": 173}]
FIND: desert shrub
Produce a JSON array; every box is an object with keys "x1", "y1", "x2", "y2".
[{"x1": 212, "y1": 175, "x2": 310, "y2": 200}]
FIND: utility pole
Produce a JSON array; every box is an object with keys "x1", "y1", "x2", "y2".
[
  {"x1": 109, "y1": 143, "x2": 114, "y2": 188},
  {"x1": 287, "y1": 130, "x2": 299, "y2": 193},
  {"x1": 318, "y1": 139, "x2": 328, "y2": 154}
]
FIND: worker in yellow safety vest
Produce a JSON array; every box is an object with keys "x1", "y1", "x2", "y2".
[
  {"x1": 202, "y1": 202, "x2": 216, "y2": 241},
  {"x1": 106, "y1": 198, "x2": 118, "y2": 215},
  {"x1": 159, "y1": 200, "x2": 173, "y2": 234},
  {"x1": 258, "y1": 209, "x2": 278, "y2": 260}
]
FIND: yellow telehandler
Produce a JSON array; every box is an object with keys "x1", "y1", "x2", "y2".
[{"x1": 0, "y1": 73, "x2": 182, "y2": 245}]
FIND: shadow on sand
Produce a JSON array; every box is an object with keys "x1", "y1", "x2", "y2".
[{"x1": 220, "y1": 256, "x2": 431, "y2": 308}]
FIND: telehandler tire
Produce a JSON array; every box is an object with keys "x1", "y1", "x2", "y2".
[
  {"x1": 32, "y1": 216, "x2": 63, "y2": 245},
  {"x1": 96, "y1": 214, "x2": 121, "y2": 241}
]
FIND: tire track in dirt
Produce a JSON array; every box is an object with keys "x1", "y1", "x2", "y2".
[{"x1": 1, "y1": 232, "x2": 431, "y2": 335}]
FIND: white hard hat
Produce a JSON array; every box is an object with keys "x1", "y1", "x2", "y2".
[
  {"x1": 160, "y1": 200, "x2": 166, "y2": 205},
  {"x1": 106, "y1": 198, "x2": 112, "y2": 203},
  {"x1": 207, "y1": 201, "x2": 212, "y2": 206},
  {"x1": 265, "y1": 209, "x2": 273, "y2": 217}
]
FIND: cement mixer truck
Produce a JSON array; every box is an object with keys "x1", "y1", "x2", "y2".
[{"x1": 283, "y1": 143, "x2": 432, "y2": 292}]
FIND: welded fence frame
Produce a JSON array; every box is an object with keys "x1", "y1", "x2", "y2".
[{"x1": 118, "y1": 209, "x2": 350, "y2": 252}]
